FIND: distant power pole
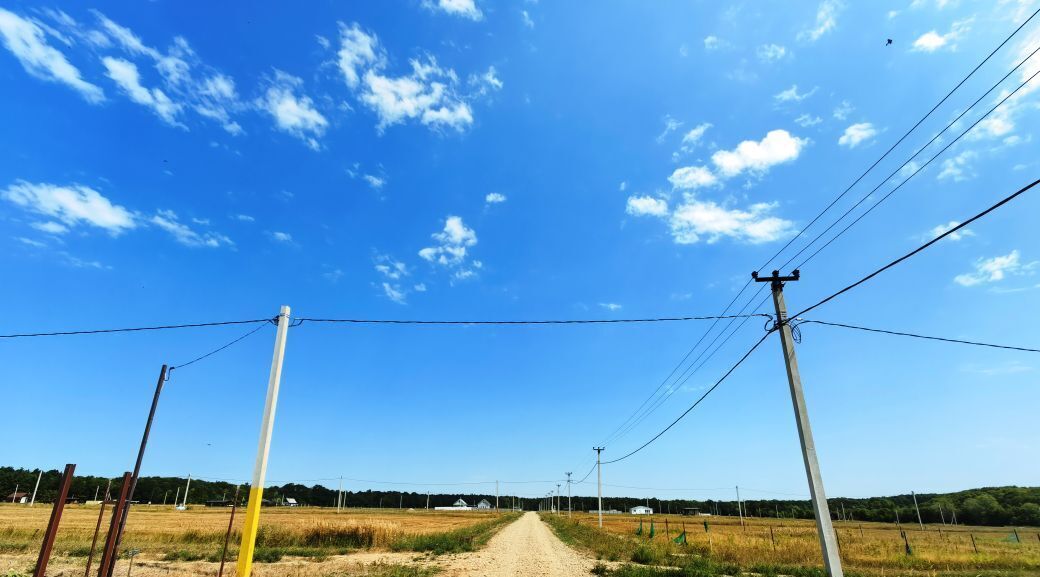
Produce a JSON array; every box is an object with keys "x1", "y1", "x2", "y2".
[
  {"x1": 736, "y1": 486, "x2": 744, "y2": 528},
  {"x1": 426, "y1": 492, "x2": 430, "y2": 510},
  {"x1": 496, "y1": 481, "x2": 499, "y2": 512},
  {"x1": 594, "y1": 447, "x2": 604, "y2": 527},
  {"x1": 30, "y1": 470, "x2": 42, "y2": 506},
  {"x1": 566, "y1": 472, "x2": 573, "y2": 517},
  {"x1": 337, "y1": 477, "x2": 342, "y2": 513},
  {"x1": 173, "y1": 487, "x2": 180, "y2": 508},
  {"x1": 182, "y1": 475, "x2": 192, "y2": 507},
  {"x1": 912, "y1": 491, "x2": 924, "y2": 529},
  {"x1": 753, "y1": 270, "x2": 843, "y2": 577}
]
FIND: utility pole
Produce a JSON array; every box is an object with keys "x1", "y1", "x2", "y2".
[
  {"x1": 496, "y1": 481, "x2": 499, "y2": 512},
  {"x1": 30, "y1": 470, "x2": 42, "y2": 506},
  {"x1": 594, "y1": 447, "x2": 604, "y2": 527},
  {"x1": 912, "y1": 491, "x2": 924, "y2": 529},
  {"x1": 566, "y1": 472, "x2": 573, "y2": 517},
  {"x1": 556, "y1": 484, "x2": 561, "y2": 514},
  {"x1": 110, "y1": 364, "x2": 169, "y2": 575},
  {"x1": 173, "y1": 487, "x2": 180, "y2": 508},
  {"x1": 182, "y1": 475, "x2": 191, "y2": 507},
  {"x1": 237, "y1": 305, "x2": 291, "y2": 577},
  {"x1": 753, "y1": 270, "x2": 843, "y2": 577},
  {"x1": 426, "y1": 492, "x2": 430, "y2": 509},
  {"x1": 337, "y1": 477, "x2": 342, "y2": 513},
  {"x1": 736, "y1": 486, "x2": 744, "y2": 528},
  {"x1": 11, "y1": 484, "x2": 18, "y2": 503}
]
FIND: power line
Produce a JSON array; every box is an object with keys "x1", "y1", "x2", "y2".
[
  {"x1": 792, "y1": 177, "x2": 1040, "y2": 319},
  {"x1": 294, "y1": 314, "x2": 768, "y2": 326},
  {"x1": 761, "y1": 5, "x2": 1040, "y2": 277},
  {"x1": 0, "y1": 318, "x2": 274, "y2": 339},
  {"x1": 798, "y1": 319, "x2": 1040, "y2": 353},
  {"x1": 602, "y1": 330, "x2": 774, "y2": 465},
  {"x1": 170, "y1": 322, "x2": 271, "y2": 371},
  {"x1": 590, "y1": 14, "x2": 1040, "y2": 453},
  {"x1": 787, "y1": 52, "x2": 1040, "y2": 271}
]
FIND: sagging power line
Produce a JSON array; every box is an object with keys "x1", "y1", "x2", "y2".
[{"x1": 798, "y1": 319, "x2": 1040, "y2": 353}]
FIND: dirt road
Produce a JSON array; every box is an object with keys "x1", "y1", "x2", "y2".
[{"x1": 439, "y1": 511, "x2": 595, "y2": 577}]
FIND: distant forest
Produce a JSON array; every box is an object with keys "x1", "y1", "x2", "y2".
[{"x1": 2, "y1": 467, "x2": 1038, "y2": 527}]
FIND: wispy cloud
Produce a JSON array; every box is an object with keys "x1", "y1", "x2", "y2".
[
  {"x1": 798, "y1": 0, "x2": 842, "y2": 42},
  {"x1": 2, "y1": 181, "x2": 136, "y2": 235},
  {"x1": 954, "y1": 250, "x2": 1037, "y2": 286},
  {"x1": 0, "y1": 8, "x2": 104, "y2": 102},
  {"x1": 151, "y1": 209, "x2": 232, "y2": 248},
  {"x1": 257, "y1": 70, "x2": 328, "y2": 150},
  {"x1": 838, "y1": 122, "x2": 877, "y2": 148}
]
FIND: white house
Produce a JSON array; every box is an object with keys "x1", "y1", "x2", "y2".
[
  {"x1": 630, "y1": 505, "x2": 653, "y2": 515},
  {"x1": 434, "y1": 498, "x2": 476, "y2": 511},
  {"x1": 476, "y1": 499, "x2": 492, "y2": 509}
]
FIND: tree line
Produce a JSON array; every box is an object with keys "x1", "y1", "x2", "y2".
[{"x1": 2, "y1": 467, "x2": 1037, "y2": 526}]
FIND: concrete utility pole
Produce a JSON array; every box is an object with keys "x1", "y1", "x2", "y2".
[
  {"x1": 566, "y1": 472, "x2": 573, "y2": 517},
  {"x1": 238, "y1": 305, "x2": 291, "y2": 577},
  {"x1": 12, "y1": 484, "x2": 18, "y2": 503},
  {"x1": 556, "y1": 484, "x2": 561, "y2": 514},
  {"x1": 736, "y1": 486, "x2": 744, "y2": 528},
  {"x1": 496, "y1": 481, "x2": 499, "y2": 512},
  {"x1": 912, "y1": 491, "x2": 924, "y2": 529},
  {"x1": 426, "y1": 492, "x2": 430, "y2": 510},
  {"x1": 30, "y1": 470, "x2": 42, "y2": 506},
  {"x1": 594, "y1": 447, "x2": 604, "y2": 527},
  {"x1": 182, "y1": 475, "x2": 191, "y2": 507},
  {"x1": 173, "y1": 487, "x2": 180, "y2": 508},
  {"x1": 337, "y1": 477, "x2": 342, "y2": 513},
  {"x1": 753, "y1": 270, "x2": 843, "y2": 577}
]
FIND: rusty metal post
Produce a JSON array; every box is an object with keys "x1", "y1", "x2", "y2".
[
  {"x1": 85, "y1": 497, "x2": 108, "y2": 577},
  {"x1": 98, "y1": 473, "x2": 132, "y2": 577},
  {"x1": 34, "y1": 463, "x2": 76, "y2": 577},
  {"x1": 109, "y1": 365, "x2": 168, "y2": 577},
  {"x1": 217, "y1": 485, "x2": 241, "y2": 577}
]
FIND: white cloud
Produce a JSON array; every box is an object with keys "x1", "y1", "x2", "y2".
[
  {"x1": 937, "y1": 149, "x2": 976, "y2": 181},
  {"x1": 657, "y1": 115, "x2": 683, "y2": 143},
  {"x1": 626, "y1": 195, "x2": 669, "y2": 217},
  {"x1": 234, "y1": 214, "x2": 255, "y2": 222},
  {"x1": 927, "y1": 220, "x2": 975, "y2": 241},
  {"x1": 424, "y1": 0, "x2": 483, "y2": 21},
  {"x1": 912, "y1": 18, "x2": 971, "y2": 52},
  {"x1": 382, "y1": 282, "x2": 407, "y2": 304},
  {"x1": 258, "y1": 70, "x2": 328, "y2": 150},
  {"x1": 32, "y1": 221, "x2": 69, "y2": 234},
  {"x1": 521, "y1": 10, "x2": 534, "y2": 28},
  {"x1": 833, "y1": 100, "x2": 854, "y2": 120},
  {"x1": 374, "y1": 254, "x2": 409, "y2": 280},
  {"x1": 270, "y1": 231, "x2": 293, "y2": 243},
  {"x1": 3, "y1": 181, "x2": 135, "y2": 235},
  {"x1": 361, "y1": 58, "x2": 473, "y2": 132},
  {"x1": 669, "y1": 166, "x2": 718, "y2": 189},
  {"x1": 795, "y1": 113, "x2": 823, "y2": 127},
  {"x1": 336, "y1": 22, "x2": 382, "y2": 89},
  {"x1": 670, "y1": 198, "x2": 795, "y2": 244},
  {"x1": 704, "y1": 35, "x2": 721, "y2": 50},
  {"x1": 711, "y1": 129, "x2": 807, "y2": 177},
  {"x1": 954, "y1": 250, "x2": 1037, "y2": 286},
  {"x1": 619, "y1": 181, "x2": 628, "y2": 192},
  {"x1": 333, "y1": 21, "x2": 491, "y2": 133},
  {"x1": 17, "y1": 236, "x2": 46, "y2": 248},
  {"x1": 681, "y1": 123, "x2": 712, "y2": 145},
  {"x1": 102, "y1": 57, "x2": 184, "y2": 126},
  {"x1": 838, "y1": 122, "x2": 878, "y2": 148},
  {"x1": 599, "y1": 303, "x2": 622, "y2": 311},
  {"x1": 799, "y1": 0, "x2": 841, "y2": 42},
  {"x1": 93, "y1": 11, "x2": 159, "y2": 59},
  {"x1": 775, "y1": 84, "x2": 818, "y2": 102},
  {"x1": 363, "y1": 174, "x2": 386, "y2": 189},
  {"x1": 150, "y1": 209, "x2": 232, "y2": 247},
  {"x1": 679, "y1": 43, "x2": 688, "y2": 57},
  {"x1": 0, "y1": 8, "x2": 104, "y2": 102},
  {"x1": 757, "y1": 43, "x2": 788, "y2": 62},
  {"x1": 419, "y1": 215, "x2": 481, "y2": 279},
  {"x1": 414, "y1": 282, "x2": 427, "y2": 292},
  {"x1": 485, "y1": 192, "x2": 507, "y2": 204}
]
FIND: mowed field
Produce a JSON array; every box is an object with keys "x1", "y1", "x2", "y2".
[
  {"x1": 0, "y1": 503, "x2": 513, "y2": 576},
  {"x1": 551, "y1": 512, "x2": 1040, "y2": 575}
]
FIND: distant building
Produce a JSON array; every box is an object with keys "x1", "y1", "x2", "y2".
[
  {"x1": 589, "y1": 509, "x2": 623, "y2": 515},
  {"x1": 630, "y1": 506, "x2": 653, "y2": 515},
  {"x1": 476, "y1": 499, "x2": 492, "y2": 509},
  {"x1": 7, "y1": 492, "x2": 29, "y2": 504},
  {"x1": 453, "y1": 499, "x2": 468, "y2": 507},
  {"x1": 434, "y1": 498, "x2": 494, "y2": 511},
  {"x1": 205, "y1": 500, "x2": 233, "y2": 507},
  {"x1": 284, "y1": 497, "x2": 299, "y2": 507}
]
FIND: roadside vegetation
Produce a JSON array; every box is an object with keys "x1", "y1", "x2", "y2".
[
  {"x1": 391, "y1": 512, "x2": 520, "y2": 554},
  {"x1": 541, "y1": 511, "x2": 1040, "y2": 577}
]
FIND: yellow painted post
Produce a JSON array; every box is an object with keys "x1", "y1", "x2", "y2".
[{"x1": 236, "y1": 305, "x2": 291, "y2": 577}]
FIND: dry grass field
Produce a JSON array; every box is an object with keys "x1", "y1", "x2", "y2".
[
  {"x1": 545, "y1": 511, "x2": 1040, "y2": 576},
  {"x1": 0, "y1": 503, "x2": 514, "y2": 577}
]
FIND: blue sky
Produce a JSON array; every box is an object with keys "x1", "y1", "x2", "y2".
[{"x1": 2, "y1": 0, "x2": 1039, "y2": 502}]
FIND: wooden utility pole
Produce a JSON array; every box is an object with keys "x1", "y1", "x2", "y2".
[
  {"x1": 594, "y1": 447, "x2": 604, "y2": 527},
  {"x1": 753, "y1": 269, "x2": 844, "y2": 577}
]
